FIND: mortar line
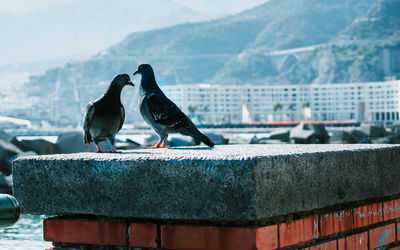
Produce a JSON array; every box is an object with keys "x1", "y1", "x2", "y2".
[
  {"x1": 157, "y1": 223, "x2": 161, "y2": 248},
  {"x1": 126, "y1": 221, "x2": 130, "y2": 247}
]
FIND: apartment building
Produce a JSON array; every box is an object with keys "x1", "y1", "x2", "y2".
[{"x1": 161, "y1": 81, "x2": 400, "y2": 124}]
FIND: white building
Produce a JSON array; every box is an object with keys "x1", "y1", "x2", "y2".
[{"x1": 161, "y1": 80, "x2": 400, "y2": 124}]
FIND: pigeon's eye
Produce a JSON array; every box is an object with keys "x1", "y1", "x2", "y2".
[
  {"x1": 121, "y1": 76, "x2": 125, "y2": 81},
  {"x1": 140, "y1": 65, "x2": 144, "y2": 69}
]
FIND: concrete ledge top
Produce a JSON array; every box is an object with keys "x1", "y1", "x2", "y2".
[
  {"x1": 12, "y1": 144, "x2": 399, "y2": 161},
  {"x1": 12, "y1": 144, "x2": 400, "y2": 225}
]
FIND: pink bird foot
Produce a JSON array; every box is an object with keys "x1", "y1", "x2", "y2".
[{"x1": 109, "y1": 146, "x2": 121, "y2": 153}]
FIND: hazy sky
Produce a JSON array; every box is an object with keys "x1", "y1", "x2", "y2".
[
  {"x1": 0, "y1": 0, "x2": 267, "y2": 15},
  {"x1": 0, "y1": 0, "x2": 73, "y2": 14},
  {"x1": 0, "y1": 0, "x2": 268, "y2": 66},
  {"x1": 173, "y1": 0, "x2": 269, "y2": 15}
]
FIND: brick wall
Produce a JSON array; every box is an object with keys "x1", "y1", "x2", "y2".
[{"x1": 44, "y1": 197, "x2": 400, "y2": 249}]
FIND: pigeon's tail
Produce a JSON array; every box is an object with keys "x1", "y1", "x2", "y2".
[
  {"x1": 180, "y1": 124, "x2": 214, "y2": 147},
  {"x1": 192, "y1": 130, "x2": 214, "y2": 147},
  {"x1": 83, "y1": 131, "x2": 92, "y2": 144}
]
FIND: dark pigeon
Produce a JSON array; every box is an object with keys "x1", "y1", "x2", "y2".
[
  {"x1": 83, "y1": 74, "x2": 134, "y2": 153},
  {"x1": 133, "y1": 64, "x2": 214, "y2": 148}
]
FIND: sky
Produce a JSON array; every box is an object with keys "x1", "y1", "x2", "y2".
[
  {"x1": 0, "y1": 0, "x2": 267, "y2": 15},
  {"x1": 0, "y1": 0, "x2": 73, "y2": 14},
  {"x1": 173, "y1": 0, "x2": 269, "y2": 16},
  {"x1": 0, "y1": 0, "x2": 267, "y2": 67}
]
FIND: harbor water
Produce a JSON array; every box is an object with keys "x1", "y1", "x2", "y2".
[{"x1": 0, "y1": 215, "x2": 50, "y2": 249}]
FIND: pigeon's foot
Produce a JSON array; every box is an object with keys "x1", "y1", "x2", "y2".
[
  {"x1": 109, "y1": 146, "x2": 121, "y2": 153},
  {"x1": 146, "y1": 141, "x2": 162, "y2": 149},
  {"x1": 96, "y1": 145, "x2": 105, "y2": 153},
  {"x1": 109, "y1": 149, "x2": 122, "y2": 153},
  {"x1": 145, "y1": 145, "x2": 169, "y2": 149}
]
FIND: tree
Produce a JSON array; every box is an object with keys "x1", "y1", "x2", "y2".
[
  {"x1": 188, "y1": 105, "x2": 197, "y2": 114},
  {"x1": 273, "y1": 103, "x2": 283, "y2": 112},
  {"x1": 302, "y1": 102, "x2": 310, "y2": 108},
  {"x1": 202, "y1": 105, "x2": 210, "y2": 123},
  {"x1": 288, "y1": 103, "x2": 296, "y2": 110},
  {"x1": 288, "y1": 103, "x2": 296, "y2": 121},
  {"x1": 273, "y1": 103, "x2": 283, "y2": 121}
]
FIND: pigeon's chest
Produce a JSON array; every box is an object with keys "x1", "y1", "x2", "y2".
[
  {"x1": 139, "y1": 94, "x2": 162, "y2": 129},
  {"x1": 139, "y1": 96, "x2": 152, "y2": 122},
  {"x1": 90, "y1": 113, "x2": 121, "y2": 138},
  {"x1": 96, "y1": 101, "x2": 121, "y2": 116},
  {"x1": 92, "y1": 103, "x2": 122, "y2": 131}
]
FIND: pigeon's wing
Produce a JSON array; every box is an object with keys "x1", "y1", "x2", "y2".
[
  {"x1": 83, "y1": 101, "x2": 95, "y2": 143},
  {"x1": 146, "y1": 93, "x2": 214, "y2": 147},
  {"x1": 118, "y1": 105, "x2": 125, "y2": 132},
  {"x1": 83, "y1": 101, "x2": 95, "y2": 131},
  {"x1": 146, "y1": 93, "x2": 191, "y2": 129}
]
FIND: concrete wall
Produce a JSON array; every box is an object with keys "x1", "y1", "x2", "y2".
[{"x1": 12, "y1": 144, "x2": 400, "y2": 249}]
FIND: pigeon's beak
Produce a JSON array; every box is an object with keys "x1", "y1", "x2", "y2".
[
  {"x1": 133, "y1": 70, "x2": 139, "y2": 76},
  {"x1": 128, "y1": 81, "x2": 134, "y2": 86}
]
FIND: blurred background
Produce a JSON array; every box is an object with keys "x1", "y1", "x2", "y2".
[
  {"x1": 1, "y1": 0, "x2": 399, "y2": 130},
  {"x1": 0, "y1": 0, "x2": 399, "y2": 248}
]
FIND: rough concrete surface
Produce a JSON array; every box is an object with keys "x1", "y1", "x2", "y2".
[{"x1": 12, "y1": 144, "x2": 400, "y2": 224}]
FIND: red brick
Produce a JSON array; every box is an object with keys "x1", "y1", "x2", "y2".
[
  {"x1": 255, "y1": 225, "x2": 278, "y2": 250},
  {"x1": 320, "y1": 210, "x2": 353, "y2": 236},
  {"x1": 397, "y1": 223, "x2": 400, "y2": 242},
  {"x1": 279, "y1": 216, "x2": 318, "y2": 247},
  {"x1": 161, "y1": 224, "x2": 277, "y2": 250},
  {"x1": 337, "y1": 237, "x2": 345, "y2": 249},
  {"x1": 390, "y1": 247, "x2": 400, "y2": 250},
  {"x1": 353, "y1": 203, "x2": 383, "y2": 228},
  {"x1": 129, "y1": 223, "x2": 157, "y2": 248},
  {"x1": 43, "y1": 218, "x2": 127, "y2": 246},
  {"x1": 305, "y1": 240, "x2": 337, "y2": 250},
  {"x1": 337, "y1": 232, "x2": 368, "y2": 250},
  {"x1": 383, "y1": 199, "x2": 400, "y2": 221},
  {"x1": 369, "y1": 224, "x2": 396, "y2": 249}
]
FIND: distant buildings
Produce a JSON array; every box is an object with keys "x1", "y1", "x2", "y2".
[{"x1": 162, "y1": 80, "x2": 400, "y2": 124}]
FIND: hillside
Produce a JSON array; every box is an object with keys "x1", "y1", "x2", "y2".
[
  {"x1": 27, "y1": 0, "x2": 396, "y2": 124},
  {"x1": 212, "y1": 0, "x2": 375, "y2": 84},
  {"x1": 270, "y1": 0, "x2": 400, "y2": 84}
]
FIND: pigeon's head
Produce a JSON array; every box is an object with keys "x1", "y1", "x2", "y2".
[
  {"x1": 112, "y1": 74, "x2": 134, "y2": 87},
  {"x1": 133, "y1": 64, "x2": 154, "y2": 77}
]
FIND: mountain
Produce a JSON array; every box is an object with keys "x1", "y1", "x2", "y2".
[
  {"x1": 26, "y1": 0, "x2": 399, "y2": 124},
  {"x1": 270, "y1": 0, "x2": 400, "y2": 84},
  {"x1": 343, "y1": 0, "x2": 400, "y2": 40},
  {"x1": 212, "y1": 0, "x2": 375, "y2": 84},
  {"x1": 0, "y1": 0, "x2": 210, "y2": 66}
]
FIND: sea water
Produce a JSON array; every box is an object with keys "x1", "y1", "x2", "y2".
[{"x1": 0, "y1": 215, "x2": 51, "y2": 249}]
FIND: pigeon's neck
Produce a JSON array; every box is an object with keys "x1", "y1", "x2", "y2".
[
  {"x1": 139, "y1": 74, "x2": 163, "y2": 97},
  {"x1": 103, "y1": 83, "x2": 123, "y2": 102}
]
